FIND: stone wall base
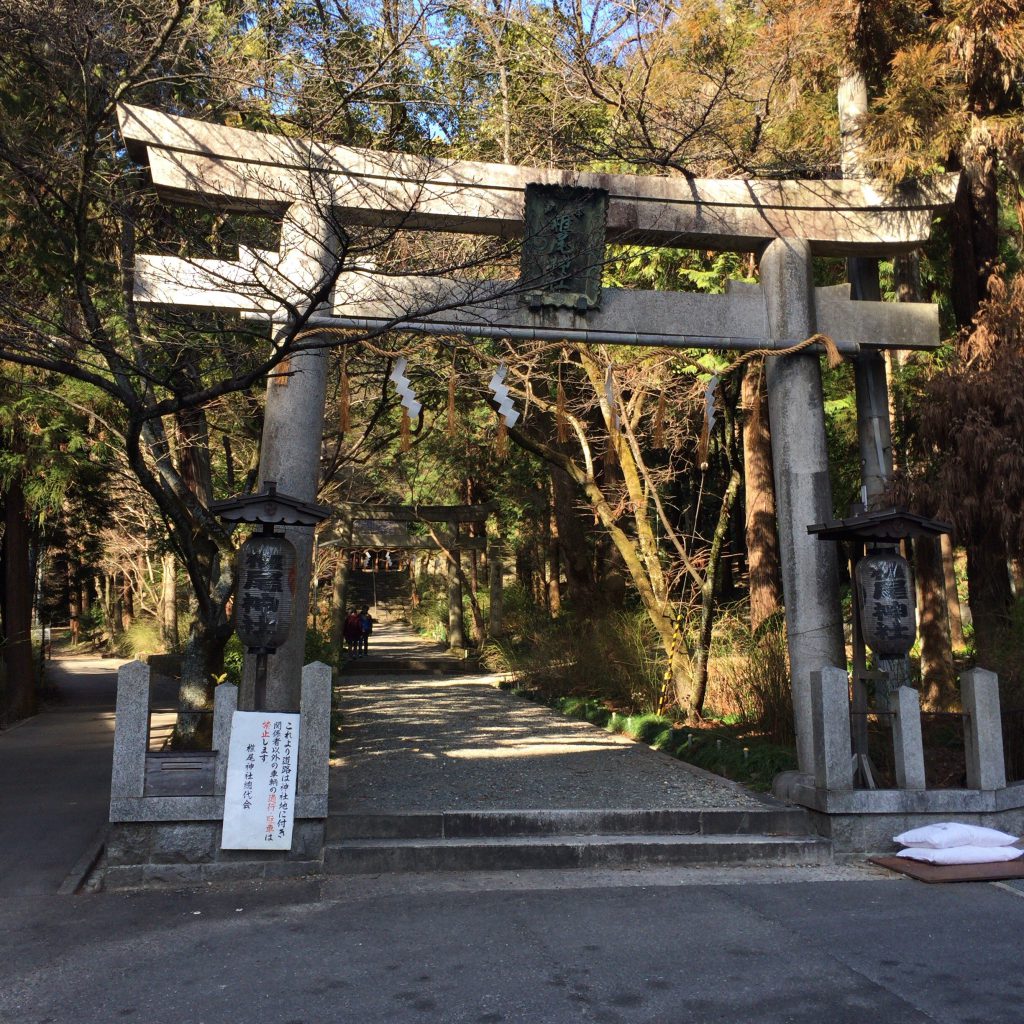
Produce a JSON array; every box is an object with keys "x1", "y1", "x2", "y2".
[
  {"x1": 775, "y1": 771, "x2": 1024, "y2": 853},
  {"x1": 806, "y1": 808, "x2": 1024, "y2": 854},
  {"x1": 99, "y1": 819, "x2": 325, "y2": 890}
]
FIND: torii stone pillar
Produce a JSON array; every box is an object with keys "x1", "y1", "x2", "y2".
[
  {"x1": 839, "y1": 72, "x2": 896, "y2": 504},
  {"x1": 487, "y1": 537, "x2": 504, "y2": 639},
  {"x1": 761, "y1": 239, "x2": 846, "y2": 773},
  {"x1": 448, "y1": 550, "x2": 465, "y2": 650},
  {"x1": 241, "y1": 202, "x2": 336, "y2": 711}
]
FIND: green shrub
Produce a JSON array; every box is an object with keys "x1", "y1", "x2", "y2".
[
  {"x1": 513, "y1": 684, "x2": 793, "y2": 792},
  {"x1": 725, "y1": 613, "x2": 795, "y2": 747},
  {"x1": 408, "y1": 574, "x2": 450, "y2": 643},
  {"x1": 114, "y1": 618, "x2": 164, "y2": 660},
  {"x1": 223, "y1": 634, "x2": 244, "y2": 685},
  {"x1": 675, "y1": 725, "x2": 798, "y2": 791},
  {"x1": 484, "y1": 606, "x2": 663, "y2": 713}
]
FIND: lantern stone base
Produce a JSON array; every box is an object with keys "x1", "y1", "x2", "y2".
[
  {"x1": 773, "y1": 771, "x2": 1024, "y2": 852},
  {"x1": 773, "y1": 665, "x2": 1023, "y2": 853},
  {"x1": 101, "y1": 660, "x2": 333, "y2": 890}
]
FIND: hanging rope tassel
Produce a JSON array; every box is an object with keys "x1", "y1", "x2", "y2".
[
  {"x1": 653, "y1": 393, "x2": 666, "y2": 447},
  {"x1": 401, "y1": 408, "x2": 411, "y2": 452},
  {"x1": 818, "y1": 333, "x2": 844, "y2": 369},
  {"x1": 339, "y1": 355, "x2": 350, "y2": 434},
  {"x1": 556, "y1": 364, "x2": 568, "y2": 443},
  {"x1": 447, "y1": 365, "x2": 457, "y2": 438},
  {"x1": 496, "y1": 418, "x2": 508, "y2": 458}
]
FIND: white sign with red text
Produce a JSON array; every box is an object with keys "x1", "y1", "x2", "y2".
[{"x1": 221, "y1": 711, "x2": 300, "y2": 850}]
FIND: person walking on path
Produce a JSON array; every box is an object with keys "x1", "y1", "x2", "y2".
[
  {"x1": 357, "y1": 605, "x2": 375, "y2": 657},
  {"x1": 343, "y1": 609, "x2": 362, "y2": 658}
]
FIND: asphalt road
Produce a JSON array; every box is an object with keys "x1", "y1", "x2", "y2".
[
  {"x1": 0, "y1": 657, "x2": 126, "y2": 896},
  {"x1": 3, "y1": 872, "x2": 1024, "y2": 1023},
  {"x1": 5, "y1": 655, "x2": 1024, "y2": 1023}
]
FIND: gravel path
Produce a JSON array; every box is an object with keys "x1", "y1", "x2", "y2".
[{"x1": 330, "y1": 662, "x2": 766, "y2": 813}]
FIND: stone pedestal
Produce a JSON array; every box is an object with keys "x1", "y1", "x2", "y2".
[{"x1": 105, "y1": 660, "x2": 333, "y2": 888}]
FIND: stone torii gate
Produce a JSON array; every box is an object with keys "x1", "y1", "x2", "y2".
[{"x1": 117, "y1": 103, "x2": 957, "y2": 775}]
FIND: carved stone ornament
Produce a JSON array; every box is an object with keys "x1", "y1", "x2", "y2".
[{"x1": 520, "y1": 183, "x2": 608, "y2": 313}]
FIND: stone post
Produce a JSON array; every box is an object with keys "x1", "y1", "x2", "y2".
[
  {"x1": 110, "y1": 661, "x2": 150, "y2": 803},
  {"x1": 212, "y1": 683, "x2": 238, "y2": 796},
  {"x1": 487, "y1": 537, "x2": 504, "y2": 639},
  {"x1": 811, "y1": 667, "x2": 854, "y2": 790},
  {"x1": 890, "y1": 685, "x2": 926, "y2": 790},
  {"x1": 298, "y1": 661, "x2": 332, "y2": 817},
  {"x1": 242, "y1": 201, "x2": 338, "y2": 712},
  {"x1": 448, "y1": 550, "x2": 465, "y2": 650},
  {"x1": 962, "y1": 667, "x2": 1006, "y2": 790},
  {"x1": 761, "y1": 239, "x2": 846, "y2": 774}
]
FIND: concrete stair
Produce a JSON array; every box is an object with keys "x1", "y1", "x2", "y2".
[{"x1": 324, "y1": 808, "x2": 831, "y2": 874}]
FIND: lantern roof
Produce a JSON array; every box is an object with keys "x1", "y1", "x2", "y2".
[
  {"x1": 211, "y1": 482, "x2": 331, "y2": 527},
  {"x1": 808, "y1": 506, "x2": 952, "y2": 542}
]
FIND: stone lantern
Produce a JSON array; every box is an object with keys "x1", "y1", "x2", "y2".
[
  {"x1": 211, "y1": 483, "x2": 330, "y2": 709},
  {"x1": 809, "y1": 506, "x2": 952, "y2": 786}
]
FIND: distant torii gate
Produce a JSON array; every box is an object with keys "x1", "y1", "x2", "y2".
[
  {"x1": 327, "y1": 502, "x2": 502, "y2": 656},
  {"x1": 118, "y1": 103, "x2": 957, "y2": 775}
]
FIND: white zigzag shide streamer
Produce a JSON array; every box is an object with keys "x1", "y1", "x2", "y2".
[
  {"x1": 488, "y1": 364, "x2": 520, "y2": 427},
  {"x1": 389, "y1": 356, "x2": 421, "y2": 418}
]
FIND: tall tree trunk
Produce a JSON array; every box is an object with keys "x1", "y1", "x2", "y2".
[
  {"x1": 549, "y1": 464, "x2": 601, "y2": 609},
  {"x1": 160, "y1": 553, "x2": 178, "y2": 653},
  {"x1": 951, "y1": 124, "x2": 1011, "y2": 659},
  {"x1": 121, "y1": 573, "x2": 134, "y2": 632},
  {"x1": 688, "y1": 416, "x2": 743, "y2": 716},
  {"x1": 547, "y1": 505, "x2": 562, "y2": 618},
  {"x1": 896, "y1": 251, "x2": 957, "y2": 695},
  {"x1": 100, "y1": 573, "x2": 122, "y2": 643},
  {"x1": 941, "y1": 534, "x2": 966, "y2": 650},
  {"x1": 951, "y1": 121, "x2": 1000, "y2": 331},
  {"x1": 914, "y1": 536, "x2": 956, "y2": 708},
  {"x1": 68, "y1": 560, "x2": 81, "y2": 645},
  {"x1": 3, "y1": 476, "x2": 36, "y2": 720},
  {"x1": 330, "y1": 551, "x2": 348, "y2": 666},
  {"x1": 740, "y1": 367, "x2": 782, "y2": 631},
  {"x1": 966, "y1": 539, "x2": 1012, "y2": 668}
]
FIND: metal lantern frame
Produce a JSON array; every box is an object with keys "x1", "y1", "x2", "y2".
[
  {"x1": 809, "y1": 506, "x2": 952, "y2": 788},
  {"x1": 212, "y1": 482, "x2": 331, "y2": 709}
]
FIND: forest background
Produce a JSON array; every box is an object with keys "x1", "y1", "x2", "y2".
[{"x1": 2, "y1": 0, "x2": 1023, "y2": 780}]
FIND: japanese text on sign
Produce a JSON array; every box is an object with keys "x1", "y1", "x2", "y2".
[{"x1": 221, "y1": 710, "x2": 300, "y2": 850}]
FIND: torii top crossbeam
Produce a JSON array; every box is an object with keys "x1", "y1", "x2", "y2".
[
  {"x1": 119, "y1": 104, "x2": 956, "y2": 257},
  {"x1": 118, "y1": 104, "x2": 958, "y2": 354}
]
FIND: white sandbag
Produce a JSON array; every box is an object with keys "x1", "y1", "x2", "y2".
[
  {"x1": 896, "y1": 845, "x2": 1024, "y2": 866},
  {"x1": 893, "y1": 822, "x2": 1019, "y2": 849}
]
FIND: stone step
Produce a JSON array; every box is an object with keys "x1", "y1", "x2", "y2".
[
  {"x1": 324, "y1": 833, "x2": 833, "y2": 874},
  {"x1": 326, "y1": 807, "x2": 816, "y2": 841}
]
